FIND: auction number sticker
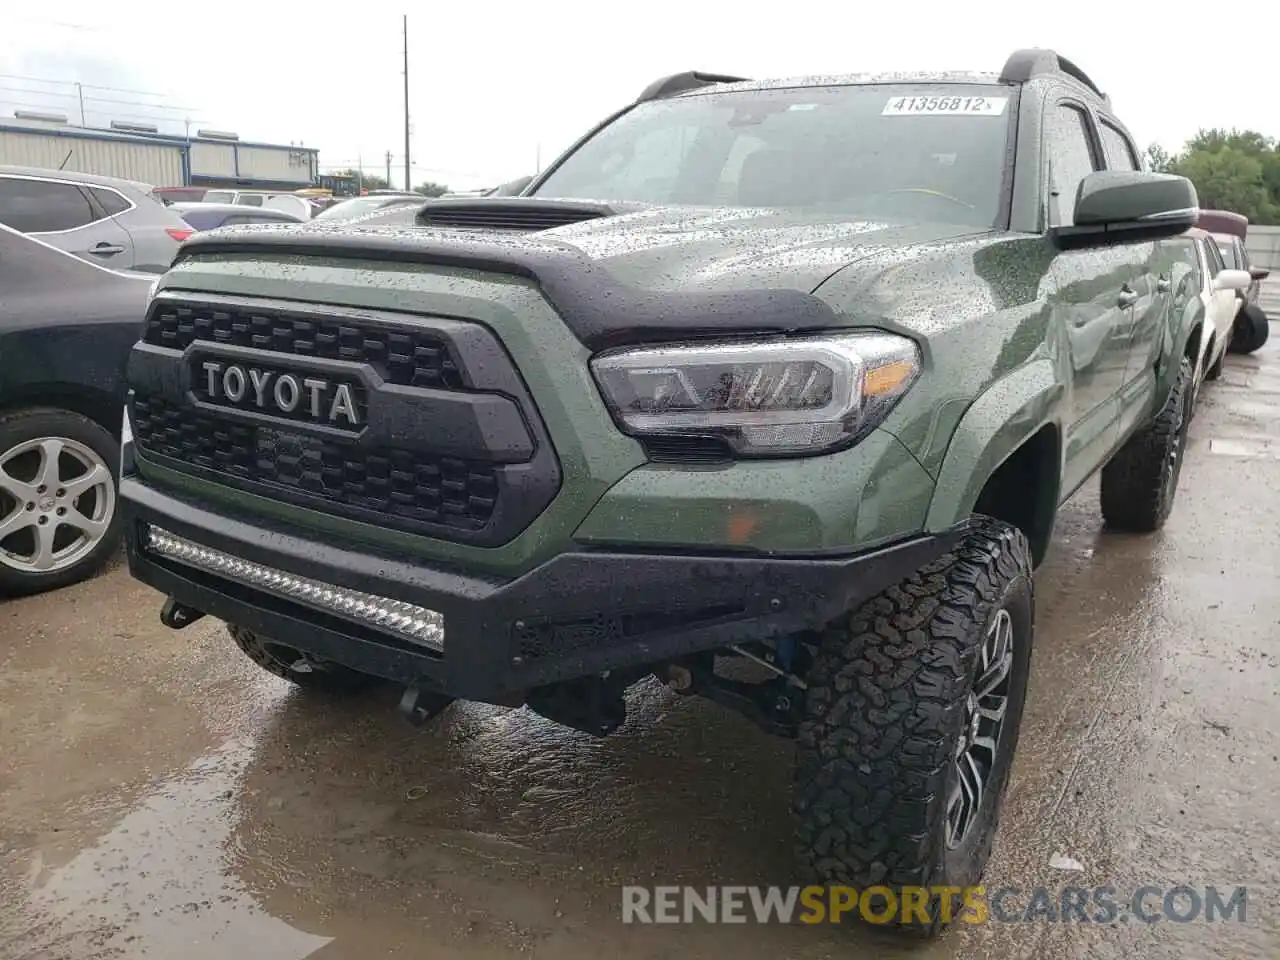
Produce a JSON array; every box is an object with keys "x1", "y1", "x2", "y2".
[{"x1": 882, "y1": 95, "x2": 1008, "y2": 116}]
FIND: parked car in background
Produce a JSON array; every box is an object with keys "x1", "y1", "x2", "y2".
[
  {"x1": 0, "y1": 165, "x2": 193, "y2": 272},
  {"x1": 0, "y1": 224, "x2": 150, "y2": 594},
  {"x1": 154, "y1": 186, "x2": 211, "y2": 205},
  {"x1": 312, "y1": 193, "x2": 424, "y2": 221},
  {"x1": 172, "y1": 202, "x2": 305, "y2": 231},
  {"x1": 489, "y1": 175, "x2": 534, "y2": 196},
  {"x1": 197, "y1": 189, "x2": 314, "y2": 221},
  {"x1": 1173, "y1": 228, "x2": 1254, "y2": 391},
  {"x1": 1196, "y1": 209, "x2": 1271, "y2": 355}
]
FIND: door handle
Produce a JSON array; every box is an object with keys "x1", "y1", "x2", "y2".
[
  {"x1": 1117, "y1": 288, "x2": 1139, "y2": 308},
  {"x1": 89, "y1": 242, "x2": 125, "y2": 255},
  {"x1": 1156, "y1": 276, "x2": 1171, "y2": 293}
]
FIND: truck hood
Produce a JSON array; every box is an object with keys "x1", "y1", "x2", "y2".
[
  {"x1": 174, "y1": 204, "x2": 997, "y2": 349},
  {"x1": 540, "y1": 205, "x2": 990, "y2": 294}
]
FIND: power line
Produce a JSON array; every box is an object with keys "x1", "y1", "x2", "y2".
[
  {"x1": 0, "y1": 73, "x2": 178, "y2": 100},
  {"x1": 0, "y1": 86, "x2": 197, "y2": 114}
]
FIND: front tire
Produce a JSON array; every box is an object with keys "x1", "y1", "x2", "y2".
[
  {"x1": 228, "y1": 624, "x2": 379, "y2": 693},
  {"x1": 794, "y1": 518, "x2": 1034, "y2": 937},
  {"x1": 0, "y1": 408, "x2": 121, "y2": 596},
  {"x1": 1100, "y1": 355, "x2": 1192, "y2": 533}
]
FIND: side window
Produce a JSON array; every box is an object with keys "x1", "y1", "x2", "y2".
[
  {"x1": 1236, "y1": 239, "x2": 1251, "y2": 271},
  {"x1": 1047, "y1": 104, "x2": 1099, "y2": 227},
  {"x1": 236, "y1": 195, "x2": 265, "y2": 207},
  {"x1": 0, "y1": 177, "x2": 98, "y2": 233},
  {"x1": 1203, "y1": 238, "x2": 1226, "y2": 276},
  {"x1": 90, "y1": 187, "x2": 132, "y2": 217},
  {"x1": 1098, "y1": 121, "x2": 1139, "y2": 171}
]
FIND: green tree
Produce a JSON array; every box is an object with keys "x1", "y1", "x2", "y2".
[
  {"x1": 330, "y1": 168, "x2": 390, "y2": 192},
  {"x1": 1169, "y1": 146, "x2": 1275, "y2": 223},
  {"x1": 1158, "y1": 128, "x2": 1280, "y2": 224},
  {"x1": 414, "y1": 181, "x2": 449, "y2": 197},
  {"x1": 1145, "y1": 143, "x2": 1172, "y2": 173}
]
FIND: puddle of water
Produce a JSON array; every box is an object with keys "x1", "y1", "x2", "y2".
[{"x1": 13, "y1": 737, "x2": 332, "y2": 960}]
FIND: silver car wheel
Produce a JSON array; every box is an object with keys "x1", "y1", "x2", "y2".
[{"x1": 0, "y1": 436, "x2": 116, "y2": 574}]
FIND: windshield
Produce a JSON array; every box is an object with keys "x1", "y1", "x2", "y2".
[
  {"x1": 316, "y1": 196, "x2": 410, "y2": 220},
  {"x1": 532, "y1": 83, "x2": 1013, "y2": 227}
]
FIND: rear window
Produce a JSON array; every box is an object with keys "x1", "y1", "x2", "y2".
[
  {"x1": 178, "y1": 208, "x2": 228, "y2": 231},
  {"x1": 202, "y1": 190, "x2": 234, "y2": 203}
]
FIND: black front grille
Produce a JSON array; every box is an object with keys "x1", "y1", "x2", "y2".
[
  {"x1": 131, "y1": 395, "x2": 499, "y2": 532},
  {"x1": 143, "y1": 302, "x2": 464, "y2": 390}
]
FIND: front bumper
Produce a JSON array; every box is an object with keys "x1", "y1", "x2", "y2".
[{"x1": 123, "y1": 478, "x2": 968, "y2": 702}]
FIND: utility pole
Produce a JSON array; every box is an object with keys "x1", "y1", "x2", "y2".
[
  {"x1": 357, "y1": 154, "x2": 364, "y2": 193},
  {"x1": 386, "y1": 150, "x2": 392, "y2": 187},
  {"x1": 402, "y1": 14, "x2": 411, "y2": 192},
  {"x1": 75, "y1": 82, "x2": 85, "y2": 126}
]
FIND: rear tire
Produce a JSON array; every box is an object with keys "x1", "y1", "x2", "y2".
[
  {"x1": 228, "y1": 624, "x2": 379, "y2": 693},
  {"x1": 794, "y1": 518, "x2": 1034, "y2": 937},
  {"x1": 1228, "y1": 303, "x2": 1270, "y2": 355},
  {"x1": 1100, "y1": 356, "x2": 1192, "y2": 533}
]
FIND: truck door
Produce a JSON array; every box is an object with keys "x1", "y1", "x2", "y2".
[{"x1": 1043, "y1": 100, "x2": 1135, "y2": 496}]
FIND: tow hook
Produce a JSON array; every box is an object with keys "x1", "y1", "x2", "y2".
[
  {"x1": 159, "y1": 596, "x2": 206, "y2": 630},
  {"x1": 397, "y1": 684, "x2": 455, "y2": 727}
]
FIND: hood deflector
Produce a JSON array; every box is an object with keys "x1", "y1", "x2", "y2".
[{"x1": 174, "y1": 225, "x2": 841, "y2": 350}]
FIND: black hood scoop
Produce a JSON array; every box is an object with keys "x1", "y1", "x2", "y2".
[{"x1": 415, "y1": 197, "x2": 615, "y2": 233}]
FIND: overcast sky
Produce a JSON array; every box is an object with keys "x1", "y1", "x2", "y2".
[{"x1": 5, "y1": 2, "x2": 1278, "y2": 191}]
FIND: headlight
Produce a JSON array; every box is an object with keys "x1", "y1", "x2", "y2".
[{"x1": 590, "y1": 332, "x2": 920, "y2": 456}]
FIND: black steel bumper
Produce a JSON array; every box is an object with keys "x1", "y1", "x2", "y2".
[{"x1": 123, "y1": 477, "x2": 967, "y2": 703}]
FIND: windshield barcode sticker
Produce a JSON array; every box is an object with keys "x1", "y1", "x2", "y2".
[{"x1": 882, "y1": 96, "x2": 1008, "y2": 116}]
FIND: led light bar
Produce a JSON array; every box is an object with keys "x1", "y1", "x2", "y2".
[{"x1": 143, "y1": 525, "x2": 445, "y2": 652}]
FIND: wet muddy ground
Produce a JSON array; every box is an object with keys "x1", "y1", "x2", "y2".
[{"x1": 3, "y1": 335, "x2": 1279, "y2": 959}]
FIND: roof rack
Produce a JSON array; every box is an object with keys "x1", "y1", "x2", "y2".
[
  {"x1": 636, "y1": 71, "x2": 750, "y2": 103},
  {"x1": 999, "y1": 48, "x2": 1108, "y2": 104}
]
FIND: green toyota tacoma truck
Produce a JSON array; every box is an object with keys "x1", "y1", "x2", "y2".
[{"x1": 121, "y1": 48, "x2": 1202, "y2": 933}]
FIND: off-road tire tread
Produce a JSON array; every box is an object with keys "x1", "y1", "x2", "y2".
[
  {"x1": 228, "y1": 624, "x2": 376, "y2": 693},
  {"x1": 794, "y1": 518, "x2": 1033, "y2": 935},
  {"x1": 1099, "y1": 356, "x2": 1191, "y2": 533}
]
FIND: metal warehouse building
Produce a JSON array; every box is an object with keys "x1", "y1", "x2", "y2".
[{"x1": 0, "y1": 114, "x2": 319, "y2": 189}]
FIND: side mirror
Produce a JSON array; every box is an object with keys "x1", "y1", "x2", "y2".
[
  {"x1": 1053, "y1": 171, "x2": 1199, "y2": 249},
  {"x1": 1249, "y1": 266, "x2": 1270, "y2": 281},
  {"x1": 1213, "y1": 268, "x2": 1253, "y2": 292}
]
